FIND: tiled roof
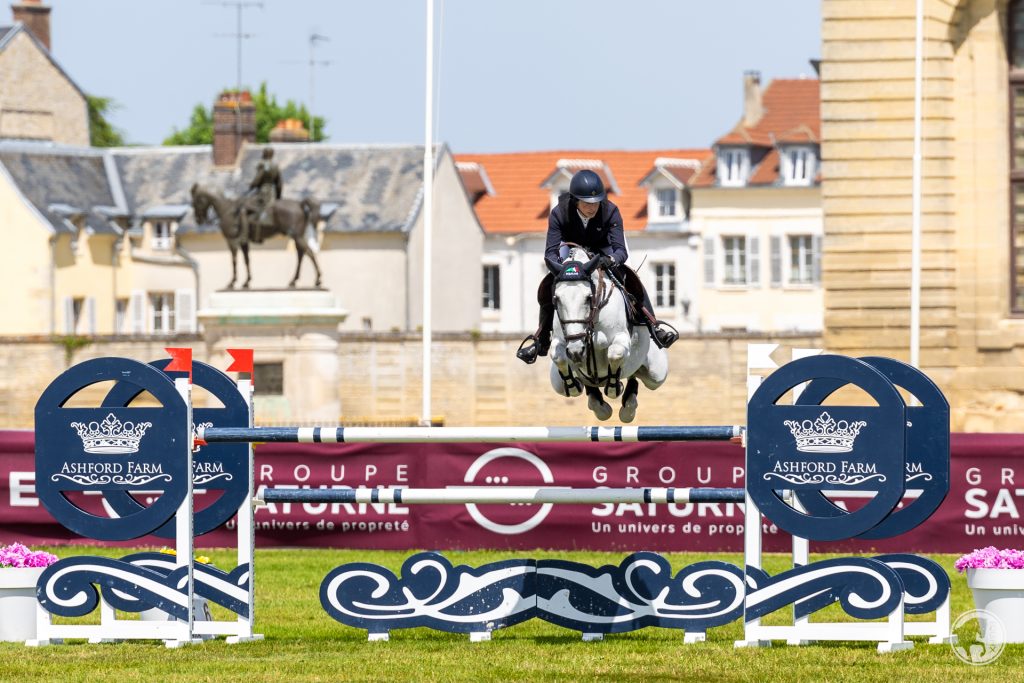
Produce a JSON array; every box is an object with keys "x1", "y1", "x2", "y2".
[
  {"x1": 453, "y1": 149, "x2": 712, "y2": 234},
  {"x1": 113, "y1": 143, "x2": 428, "y2": 234},
  {"x1": 697, "y1": 78, "x2": 820, "y2": 188}
]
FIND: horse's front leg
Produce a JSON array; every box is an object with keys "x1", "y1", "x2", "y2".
[
  {"x1": 548, "y1": 345, "x2": 582, "y2": 397},
  {"x1": 241, "y1": 243, "x2": 252, "y2": 289},
  {"x1": 603, "y1": 331, "x2": 631, "y2": 398},
  {"x1": 227, "y1": 247, "x2": 238, "y2": 289}
]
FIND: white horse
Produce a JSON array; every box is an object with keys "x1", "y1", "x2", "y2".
[{"x1": 548, "y1": 246, "x2": 669, "y2": 422}]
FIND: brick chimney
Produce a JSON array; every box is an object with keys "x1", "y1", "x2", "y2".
[
  {"x1": 12, "y1": 0, "x2": 51, "y2": 51},
  {"x1": 742, "y1": 70, "x2": 763, "y2": 128},
  {"x1": 212, "y1": 90, "x2": 256, "y2": 166},
  {"x1": 269, "y1": 118, "x2": 310, "y2": 143}
]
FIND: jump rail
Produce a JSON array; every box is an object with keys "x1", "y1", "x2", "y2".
[
  {"x1": 200, "y1": 425, "x2": 744, "y2": 444},
  {"x1": 258, "y1": 486, "x2": 750, "y2": 505}
]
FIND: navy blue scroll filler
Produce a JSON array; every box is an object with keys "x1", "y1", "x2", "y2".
[
  {"x1": 100, "y1": 359, "x2": 250, "y2": 539},
  {"x1": 319, "y1": 552, "x2": 746, "y2": 636},
  {"x1": 746, "y1": 354, "x2": 908, "y2": 541},
  {"x1": 34, "y1": 356, "x2": 191, "y2": 542}
]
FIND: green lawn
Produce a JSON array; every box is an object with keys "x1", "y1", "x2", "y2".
[{"x1": 2, "y1": 547, "x2": 1020, "y2": 682}]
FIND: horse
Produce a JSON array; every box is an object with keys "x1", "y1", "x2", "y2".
[
  {"x1": 547, "y1": 245, "x2": 669, "y2": 422},
  {"x1": 190, "y1": 183, "x2": 323, "y2": 289}
]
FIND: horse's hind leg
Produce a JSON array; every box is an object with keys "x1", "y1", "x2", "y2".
[
  {"x1": 289, "y1": 246, "x2": 303, "y2": 288},
  {"x1": 618, "y1": 378, "x2": 640, "y2": 423},
  {"x1": 241, "y1": 244, "x2": 252, "y2": 289},
  {"x1": 586, "y1": 385, "x2": 613, "y2": 422}
]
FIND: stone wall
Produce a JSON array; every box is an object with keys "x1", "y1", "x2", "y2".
[{"x1": 0, "y1": 332, "x2": 822, "y2": 429}]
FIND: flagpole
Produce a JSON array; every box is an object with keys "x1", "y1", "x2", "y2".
[{"x1": 421, "y1": 0, "x2": 434, "y2": 426}]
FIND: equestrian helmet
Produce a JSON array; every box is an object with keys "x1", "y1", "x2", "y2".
[{"x1": 569, "y1": 169, "x2": 606, "y2": 203}]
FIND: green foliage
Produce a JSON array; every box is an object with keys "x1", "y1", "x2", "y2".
[
  {"x1": 163, "y1": 82, "x2": 326, "y2": 146},
  {"x1": 87, "y1": 95, "x2": 125, "y2": 147},
  {"x1": 163, "y1": 104, "x2": 214, "y2": 146},
  {"x1": 52, "y1": 334, "x2": 91, "y2": 366}
]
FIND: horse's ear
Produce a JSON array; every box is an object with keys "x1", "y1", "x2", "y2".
[
  {"x1": 581, "y1": 254, "x2": 601, "y2": 274},
  {"x1": 545, "y1": 257, "x2": 562, "y2": 274}
]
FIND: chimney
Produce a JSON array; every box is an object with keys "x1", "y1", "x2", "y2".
[
  {"x1": 269, "y1": 118, "x2": 310, "y2": 143},
  {"x1": 12, "y1": 0, "x2": 51, "y2": 51},
  {"x1": 212, "y1": 90, "x2": 256, "y2": 166},
  {"x1": 742, "y1": 70, "x2": 763, "y2": 128}
]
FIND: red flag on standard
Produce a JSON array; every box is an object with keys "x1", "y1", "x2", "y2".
[
  {"x1": 226, "y1": 348, "x2": 254, "y2": 375},
  {"x1": 164, "y1": 347, "x2": 193, "y2": 383}
]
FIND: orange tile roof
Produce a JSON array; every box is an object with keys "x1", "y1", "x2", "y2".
[{"x1": 453, "y1": 149, "x2": 712, "y2": 234}]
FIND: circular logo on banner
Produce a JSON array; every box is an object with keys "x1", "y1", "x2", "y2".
[
  {"x1": 462, "y1": 448, "x2": 554, "y2": 535},
  {"x1": 795, "y1": 356, "x2": 950, "y2": 538},
  {"x1": 100, "y1": 358, "x2": 250, "y2": 538},
  {"x1": 34, "y1": 357, "x2": 190, "y2": 541},
  {"x1": 746, "y1": 355, "x2": 907, "y2": 541}
]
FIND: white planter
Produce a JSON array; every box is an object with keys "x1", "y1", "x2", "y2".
[
  {"x1": 0, "y1": 567, "x2": 44, "y2": 643},
  {"x1": 966, "y1": 568, "x2": 1024, "y2": 644}
]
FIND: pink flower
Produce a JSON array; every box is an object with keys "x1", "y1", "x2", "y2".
[
  {"x1": 955, "y1": 546, "x2": 1024, "y2": 572},
  {"x1": 0, "y1": 542, "x2": 58, "y2": 569}
]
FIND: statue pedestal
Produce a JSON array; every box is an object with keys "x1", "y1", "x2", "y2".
[{"x1": 198, "y1": 289, "x2": 348, "y2": 423}]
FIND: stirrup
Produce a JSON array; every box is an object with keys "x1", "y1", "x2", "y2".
[
  {"x1": 652, "y1": 321, "x2": 679, "y2": 349},
  {"x1": 517, "y1": 336, "x2": 542, "y2": 364}
]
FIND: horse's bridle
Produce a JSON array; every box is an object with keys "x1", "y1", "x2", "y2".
[{"x1": 552, "y1": 251, "x2": 619, "y2": 391}]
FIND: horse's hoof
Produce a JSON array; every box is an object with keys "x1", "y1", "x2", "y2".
[
  {"x1": 593, "y1": 403, "x2": 613, "y2": 421},
  {"x1": 619, "y1": 406, "x2": 637, "y2": 423}
]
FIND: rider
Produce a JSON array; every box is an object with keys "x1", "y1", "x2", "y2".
[
  {"x1": 516, "y1": 169, "x2": 679, "y2": 364},
  {"x1": 244, "y1": 147, "x2": 283, "y2": 243}
]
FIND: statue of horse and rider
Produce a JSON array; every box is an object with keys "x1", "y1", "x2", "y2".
[
  {"x1": 190, "y1": 148, "x2": 325, "y2": 289},
  {"x1": 517, "y1": 170, "x2": 678, "y2": 422}
]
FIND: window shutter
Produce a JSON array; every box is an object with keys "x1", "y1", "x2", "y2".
[
  {"x1": 175, "y1": 289, "x2": 196, "y2": 333},
  {"x1": 748, "y1": 236, "x2": 760, "y2": 288},
  {"x1": 85, "y1": 297, "x2": 96, "y2": 335},
  {"x1": 813, "y1": 235, "x2": 823, "y2": 284},
  {"x1": 62, "y1": 297, "x2": 74, "y2": 334},
  {"x1": 130, "y1": 290, "x2": 146, "y2": 334},
  {"x1": 770, "y1": 236, "x2": 782, "y2": 287},
  {"x1": 703, "y1": 237, "x2": 715, "y2": 286}
]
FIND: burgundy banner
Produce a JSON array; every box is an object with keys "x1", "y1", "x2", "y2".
[{"x1": 2, "y1": 430, "x2": 1021, "y2": 553}]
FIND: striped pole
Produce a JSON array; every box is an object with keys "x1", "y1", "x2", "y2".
[
  {"x1": 199, "y1": 425, "x2": 744, "y2": 444},
  {"x1": 259, "y1": 486, "x2": 750, "y2": 506}
]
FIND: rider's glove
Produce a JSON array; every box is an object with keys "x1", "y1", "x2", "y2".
[{"x1": 598, "y1": 254, "x2": 616, "y2": 269}]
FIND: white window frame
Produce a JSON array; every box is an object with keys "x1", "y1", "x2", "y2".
[
  {"x1": 718, "y1": 147, "x2": 750, "y2": 187},
  {"x1": 722, "y1": 236, "x2": 747, "y2": 285},
  {"x1": 482, "y1": 263, "x2": 501, "y2": 311},
  {"x1": 151, "y1": 221, "x2": 173, "y2": 250},
  {"x1": 788, "y1": 234, "x2": 815, "y2": 284},
  {"x1": 781, "y1": 146, "x2": 816, "y2": 186},
  {"x1": 653, "y1": 262, "x2": 676, "y2": 308},
  {"x1": 149, "y1": 291, "x2": 175, "y2": 334},
  {"x1": 654, "y1": 187, "x2": 678, "y2": 218},
  {"x1": 114, "y1": 298, "x2": 128, "y2": 334}
]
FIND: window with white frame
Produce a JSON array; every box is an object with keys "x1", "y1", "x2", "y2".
[
  {"x1": 718, "y1": 148, "x2": 750, "y2": 187},
  {"x1": 482, "y1": 264, "x2": 500, "y2": 310},
  {"x1": 722, "y1": 236, "x2": 747, "y2": 284},
  {"x1": 788, "y1": 235, "x2": 815, "y2": 284},
  {"x1": 152, "y1": 221, "x2": 173, "y2": 250},
  {"x1": 655, "y1": 188, "x2": 677, "y2": 217},
  {"x1": 149, "y1": 292, "x2": 175, "y2": 333},
  {"x1": 654, "y1": 263, "x2": 676, "y2": 307},
  {"x1": 782, "y1": 147, "x2": 815, "y2": 186},
  {"x1": 114, "y1": 298, "x2": 128, "y2": 334}
]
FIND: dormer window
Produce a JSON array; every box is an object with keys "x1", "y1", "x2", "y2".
[
  {"x1": 656, "y1": 188, "x2": 678, "y2": 217},
  {"x1": 781, "y1": 146, "x2": 816, "y2": 186},
  {"x1": 718, "y1": 147, "x2": 750, "y2": 187},
  {"x1": 152, "y1": 221, "x2": 173, "y2": 250}
]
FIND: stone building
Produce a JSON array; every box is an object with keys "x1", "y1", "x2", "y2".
[
  {"x1": 821, "y1": 0, "x2": 1024, "y2": 430},
  {"x1": 0, "y1": 1, "x2": 88, "y2": 145}
]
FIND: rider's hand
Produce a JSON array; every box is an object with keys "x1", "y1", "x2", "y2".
[{"x1": 598, "y1": 254, "x2": 616, "y2": 269}]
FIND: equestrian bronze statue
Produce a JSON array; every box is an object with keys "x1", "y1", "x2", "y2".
[{"x1": 190, "y1": 150, "x2": 325, "y2": 289}]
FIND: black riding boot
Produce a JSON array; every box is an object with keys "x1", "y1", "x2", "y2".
[
  {"x1": 639, "y1": 292, "x2": 678, "y2": 349},
  {"x1": 516, "y1": 303, "x2": 554, "y2": 364}
]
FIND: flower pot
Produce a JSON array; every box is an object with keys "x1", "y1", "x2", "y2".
[
  {"x1": 0, "y1": 567, "x2": 44, "y2": 642},
  {"x1": 966, "y1": 568, "x2": 1024, "y2": 644}
]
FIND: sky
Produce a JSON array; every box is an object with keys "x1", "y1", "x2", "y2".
[{"x1": 40, "y1": 0, "x2": 820, "y2": 152}]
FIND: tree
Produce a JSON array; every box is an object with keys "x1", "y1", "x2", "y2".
[
  {"x1": 163, "y1": 82, "x2": 326, "y2": 146},
  {"x1": 87, "y1": 95, "x2": 125, "y2": 147}
]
